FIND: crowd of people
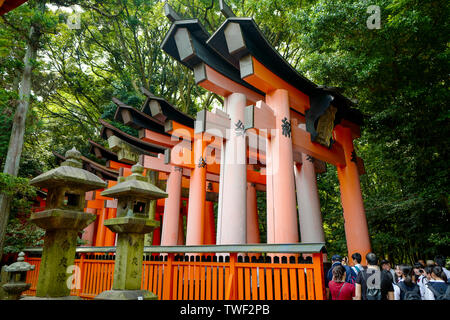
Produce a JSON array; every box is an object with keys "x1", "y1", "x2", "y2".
[{"x1": 324, "y1": 252, "x2": 450, "y2": 300}]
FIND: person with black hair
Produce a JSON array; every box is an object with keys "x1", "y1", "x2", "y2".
[
  {"x1": 394, "y1": 265, "x2": 403, "y2": 284},
  {"x1": 422, "y1": 266, "x2": 434, "y2": 299},
  {"x1": 325, "y1": 254, "x2": 355, "y2": 299},
  {"x1": 328, "y1": 264, "x2": 356, "y2": 300},
  {"x1": 413, "y1": 261, "x2": 427, "y2": 298},
  {"x1": 394, "y1": 265, "x2": 421, "y2": 300},
  {"x1": 434, "y1": 255, "x2": 450, "y2": 280},
  {"x1": 355, "y1": 252, "x2": 394, "y2": 300},
  {"x1": 424, "y1": 266, "x2": 450, "y2": 300},
  {"x1": 424, "y1": 266, "x2": 433, "y2": 281},
  {"x1": 351, "y1": 252, "x2": 363, "y2": 276},
  {"x1": 380, "y1": 259, "x2": 396, "y2": 280}
]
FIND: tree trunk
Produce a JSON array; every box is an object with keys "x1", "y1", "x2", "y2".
[{"x1": 0, "y1": 25, "x2": 40, "y2": 260}]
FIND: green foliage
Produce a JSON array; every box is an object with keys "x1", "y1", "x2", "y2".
[
  {"x1": 256, "y1": 191, "x2": 267, "y2": 244},
  {"x1": 3, "y1": 219, "x2": 45, "y2": 254},
  {"x1": 0, "y1": 173, "x2": 36, "y2": 203},
  {"x1": 99, "y1": 91, "x2": 141, "y2": 137},
  {"x1": 0, "y1": 173, "x2": 43, "y2": 253}
]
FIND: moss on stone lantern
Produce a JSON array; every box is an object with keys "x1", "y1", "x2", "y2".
[
  {"x1": 26, "y1": 147, "x2": 107, "y2": 299},
  {"x1": 95, "y1": 163, "x2": 167, "y2": 300}
]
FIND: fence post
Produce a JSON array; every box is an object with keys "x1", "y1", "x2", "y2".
[
  {"x1": 226, "y1": 253, "x2": 238, "y2": 300},
  {"x1": 312, "y1": 252, "x2": 325, "y2": 300},
  {"x1": 78, "y1": 253, "x2": 86, "y2": 298},
  {"x1": 162, "y1": 253, "x2": 174, "y2": 300}
]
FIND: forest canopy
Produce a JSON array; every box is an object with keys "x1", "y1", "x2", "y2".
[{"x1": 0, "y1": 0, "x2": 448, "y2": 263}]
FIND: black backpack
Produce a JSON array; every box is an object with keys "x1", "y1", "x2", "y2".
[
  {"x1": 397, "y1": 281, "x2": 421, "y2": 300},
  {"x1": 362, "y1": 269, "x2": 382, "y2": 300},
  {"x1": 426, "y1": 282, "x2": 450, "y2": 300}
]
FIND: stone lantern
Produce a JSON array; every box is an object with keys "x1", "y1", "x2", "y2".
[
  {"x1": 2, "y1": 252, "x2": 35, "y2": 300},
  {"x1": 26, "y1": 147, "x2": 107, "y2": 299},
  {"x1": 95, "y1": 163, "x2": 167, "y2": 300}
]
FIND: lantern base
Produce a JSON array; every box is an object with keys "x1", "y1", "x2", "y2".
[
  {"x1": 21, "y1": 295, "x2": 81, "y2": 300},
  {"x1": 2, "y1": 282, "x2": 31, "y2": 300},
  {"x1": 94, "y1": 289, "x2": 158, "y2": 300}
]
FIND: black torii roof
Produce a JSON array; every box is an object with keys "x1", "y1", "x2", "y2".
[
  {"x1": 140, "y1": 87, "x2": 196, "y2": 129},
  {"x1": 206, "y1": 17, "x2": 363, "y2": 126},
  {"x1": 161, "y1": 3, "x2": 363, "y2": 129},
  {"x1": 88, "y1": 139, "x2": 120, "y2": 162},
  {"x1": 112, "y1": 97, "x2": 168, "y2": 135},
  {"x1": 160, "y1": 18, "x2": 264, "y2": 97},
  {"x1": 99, "y1": 119, "x2": 167, "y2": 156}
]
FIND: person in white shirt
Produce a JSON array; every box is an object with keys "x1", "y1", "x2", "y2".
[
  {"x1": 434, "y1": 255, "x2": 450, "y2": 280},
  {"x1": 393, "y1": 265, "x2": 403, "y2": 284},
  {"x1": 423, "y1": 266, "x2": 449, "y2": 300},
  {"x1": 413, "y1": 262, "x2": 427, "y2": 298},
  {"x1": 419, "y1": 266, "x2": 433, "y2": 299}
]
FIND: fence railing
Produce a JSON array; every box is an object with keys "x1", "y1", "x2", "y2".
[{"x1": 23, "y1": 243, "x2": 326, "y2": 300}]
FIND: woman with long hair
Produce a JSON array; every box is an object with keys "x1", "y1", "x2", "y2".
[
  {"x1": 328, "y1": 264, "x2": 355, "y2": 300},
  {"x1": 393, "y1": 264, "x2": 403, "y2": 284},
  {"x1": 424, "y1": 266, "x2": 449, "y2": 300},
  {"x1": 394, "y1": 265, "x2": 421, "y2": 300}
]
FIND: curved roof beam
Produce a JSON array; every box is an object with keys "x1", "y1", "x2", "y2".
[
  {"x1": 161, "y1": 15, "x2": 264, "y2": 104},
  {"x1": 207, "y1": 18, "x2": 363, "y2": 136},
  {"x1": 99, "y1": 119, "x2": 167, "y2": 156},
  {"x1": 89, "y1": 139, "x2": 119, "y2": 162},
  {"x1": 140, "y1": 87, "x2": 195, "y2": 129},
  {"x1": 112, "y1": 97, "x2": 167, "y2": 135}
]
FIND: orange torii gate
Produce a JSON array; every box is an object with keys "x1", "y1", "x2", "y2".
[
  {"x1": 100, "y1": 94, "x2": 231, "y2": 247},
  {"x1": 109, "y1": 94, "x2": 216, "y2": 246},
  {"x1": 142, "y1": 96, "x2": 270, "y2": 247},
  {"x1": 161, "y1": 4, "x2": 370, "y2": 262},
  {"x1": 112, "y1": 89, "x2": 278, "y2": 248}
]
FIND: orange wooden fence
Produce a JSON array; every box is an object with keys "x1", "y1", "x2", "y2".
[{"x1": 23, "y1": 244, "x2": 326, "y2": 300}]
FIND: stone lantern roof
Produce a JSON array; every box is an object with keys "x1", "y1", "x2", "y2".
[
  {"x1": 29, "y1": 147, "x2": 106, "y2": 190},
  {"x1": 101, "y1": 163, "x2": 167, "y2": 200},
  {"x1": 4, "y1": 252, "x2": 35, "y2": 273}
]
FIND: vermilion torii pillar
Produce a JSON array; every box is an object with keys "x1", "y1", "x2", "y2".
[
  {"x1": 265, "y1": 90, "x2": 299, "y2": 244},
  {"x1": 141, "y1": 153, "x2": 221, "y2": 243},
  {"x1": 294, "y1": 123, "x2": 325, "y2": 244},
  {"x1": 246, "y1": 182, "x2": 260, "y2": 244},
  {"x1": 294, "y1": 153, "x2": 325, "y2": 244},
  {"x1": 216, "y1": 92, "x2": 248, "y2": 245},
  {"x1": 334, "y1": 125, "x2": 371, "y2": 263},
  {"x1": 160, "y1": 165, "x2": 183, "y2": 245},
  {"x1": 185, "y1": 133, "x2": 208, "y2": 245}
]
